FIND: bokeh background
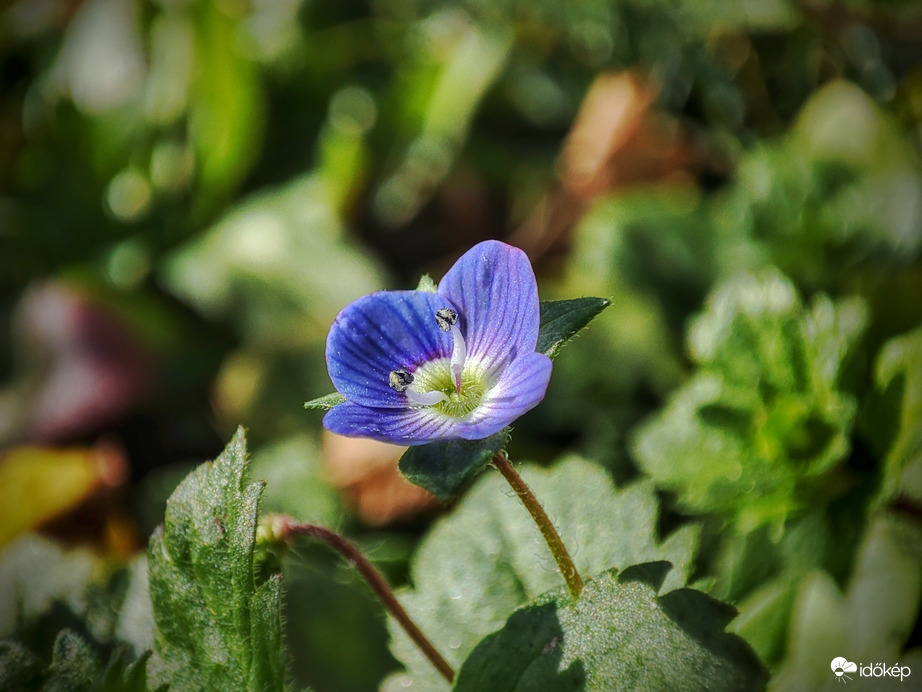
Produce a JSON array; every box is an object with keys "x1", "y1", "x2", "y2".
[{"x1": 2, "y1": 0, "x2": 922, "y2": 690}]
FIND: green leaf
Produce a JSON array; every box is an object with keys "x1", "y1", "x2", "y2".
[
  {"x1": 769, "y1": 515, "x2": 922, "y2": 690},
  {"x1": 147, "y1": 427, "x2": 285, "y2": 692},
  {"x1": 0, "y1": 640, "x2": 43, "y2": 692},
  {"x1": 384, "y1": 457, "x2": 700, "y2": 690},
  {"x1": 96, "y1": 650, "x2": 165, "y2": 692},
  {"x1": 398, "y1": 430, "x2": 508, "y2": 500},
  {"x1": 455, "y1": 563, "x2": 767, "y2": 691},
  {"x1": 0, "y1": 635, "x2": 162, "y2": 692},
  {"x1": 303, "y1": 391, "x2": 347, "y2": 411},
  {"x1": 730, "y1": 577, "x2": 800, "y2": 666},
  {"x1": 44, "y1": 630, "x2": 102, "y2": 692},
  {"x1": 866, "y1": 326, "x2": 922, "y2": 506},
  {"x1": 633, "y1": 270, "x2": 867, "y2": 532},
  {"x1": 188, "y1": 0, "x2": 263, "y2": 211},
  {"x1": 537, "y1": 298, "x2": 611, "y2": 359}
]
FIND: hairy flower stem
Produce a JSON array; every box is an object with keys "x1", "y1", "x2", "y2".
[
  {"x1": 493, "y1": 452, "x2": 584, "y2": 599},
  {"x1": 278, "y1": 517, "x2": 455, "y2": 683}
]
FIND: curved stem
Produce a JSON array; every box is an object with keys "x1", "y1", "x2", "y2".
[
  {"x1": 492, "y1": 452, "x2": 584, "y2": 599},
  {"x1": 278, "y1": 518, "x2": 455, "y2": 684}
]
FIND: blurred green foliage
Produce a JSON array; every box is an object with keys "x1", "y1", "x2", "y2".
[
  {"x1": 633, "y1": 270, "x2": 867, "y2": 533},
  {"x1": 2, "y1": 0, "x2": 922, "y2": 688}
]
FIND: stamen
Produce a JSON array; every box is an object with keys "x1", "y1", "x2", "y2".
[
  {"x1": 435, "y1": 307, "x2": 466, "y2": 392},
  {"x1": 449, "y1": 324, "x2": 466, "y2": 392},
  {"x1": 388, "y1": 369, "x2": 414, "y2": 392}
]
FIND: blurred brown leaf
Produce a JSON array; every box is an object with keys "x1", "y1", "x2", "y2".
[
  {"x1": 322, "y1": 432, "x2": 440, "y2": 527},
  {"x1": 511, "y1": 71, "x2": 695, "y2": 259}
]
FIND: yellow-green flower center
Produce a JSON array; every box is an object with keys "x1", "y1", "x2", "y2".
[{"x1": 410, "y1": 358, "x2": 486, "y2": 418}]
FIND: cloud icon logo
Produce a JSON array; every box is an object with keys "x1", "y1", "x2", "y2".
[{"x1": 831, "y1": 658, "x2": 858, "y2": 683}]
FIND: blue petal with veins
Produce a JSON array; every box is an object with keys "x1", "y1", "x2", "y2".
[{"x1": 323, "y1": 241, "x2": 552, "y2": 445}]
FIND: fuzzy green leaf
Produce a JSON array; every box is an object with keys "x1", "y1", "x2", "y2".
[
  {"x1": 0, "y1": 640, "x2": 44, "y2": 692},
  {"x1": 455, "y1": 563, "x2": 767, "y2": 691},
  {"x1": 0, "y1": 635, "x2": 163, "y2": 692},
  {"x1": 384, "y1": 457, "x2": 700, "y2": 690},
  {"x1": 633, "y1": 270, "x2": 867, "y2": 532},
  {"x1": 537, "y1": 298, "x2": 610, "y2": 359},
  {"x1": 147, "y1": 427, "x2": 285, "y2": 692},
  {"x1": 303, "y1": 392, "x2": 347, "y2": 410},
  {"x1": 43, "y1": 630, "x2": 102, "y2": 692},
  {"x1": 398, "y1": 430, "x2": 508, "y2": 500}
]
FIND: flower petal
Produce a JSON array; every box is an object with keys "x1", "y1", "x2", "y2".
[
  {"x1": 454, "y1": 351, "x2": 552, "y2": 439},
  {"x1": 438, "y1": 240, "x2": 540, "y2": 373},
  {"x1": 324, "y1": 352, "x2": 552, "y2": 444},
  {"x1": 323, "y1": 401, "x2": 458, "y2": 445},
  {"x1": 326, "y1": 290, "x2": 455, "y2": 408}
]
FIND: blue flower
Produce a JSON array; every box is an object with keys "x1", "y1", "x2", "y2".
[{"x1": 323, "y1": 240, "x2": 553, "y2": 445}]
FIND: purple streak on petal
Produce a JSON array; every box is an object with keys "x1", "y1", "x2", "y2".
[
  {"x1": 450, "y1": 352, "x2": 552, "y2": 439},
  {"x1": 437, "y1": 240, "x2": 540, "y2": 374},
  {"x1": 323, "y1": 402, "x2": 457, "y2": 445},
  {"x1": 326, "y1": 291, "x2": 454, "y2": 408}
]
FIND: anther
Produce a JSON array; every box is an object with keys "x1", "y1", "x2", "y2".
[
  {"x1": 388, "y1": 369, "x2": 414, "y2": 392},
  {"x1": 435, "y1": 307, "x2": 458, "y2": 332}
]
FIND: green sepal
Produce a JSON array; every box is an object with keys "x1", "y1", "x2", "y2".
[
  {"x1": 537, "y1": 298, "x2": 611, "y2": 359},
  {"x1": 304, "y1": 391, "x2": 346, "y2": 410},
  {"x1": 455, "y1": 563, "x2": 768, "y2": 692},
  {"x1": 398, "y1": 430, "x2": 509, "y2": 501},
  {"x1": 416, "y1": 274, "x2": 438, "y2": 292}
]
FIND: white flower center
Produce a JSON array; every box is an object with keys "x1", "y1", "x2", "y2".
[
  {"x1": 387, "y1": 307, "x2": 485, "y2": 417},
  {"x1": 408, "y1": 359, "x2": 486, "y2": 417}
]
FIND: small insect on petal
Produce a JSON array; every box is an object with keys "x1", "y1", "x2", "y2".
[
  {"x1": 435, "y1": 307, "x2": 459, "y2": 332},
  {"x1": 388, "y1": 369, "x2": 414, "y2": 392}
]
